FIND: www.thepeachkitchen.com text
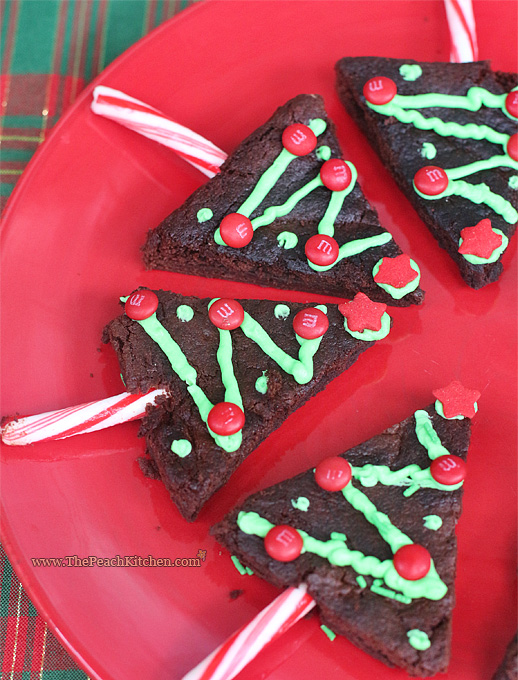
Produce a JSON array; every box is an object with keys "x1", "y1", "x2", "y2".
[{"x1": 31, "y1": 551, "x2": 207, "y2": 568}]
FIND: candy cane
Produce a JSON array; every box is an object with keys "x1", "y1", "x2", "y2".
[
  {"x1": 91, "y1": 86, "x2": 228, "y2": 177},
  {"x1": 182, "y1": 585, "x2": 315, "y2": 680},
  {"x1": 443, "y1": 0, "x2": 479, "y2": 63},
  {"x1": 1, "y1": 389, "x2": 166, "y2": 446}
]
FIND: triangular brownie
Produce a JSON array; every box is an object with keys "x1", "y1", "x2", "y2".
[
  {"x1": 213, "y1": 384, "x2": 480, "y2": 676},
  {"x1": 142, "y1": 95, "x2": 424, "y2": 306},
  {"x1": 103, "y1": 289, "x2": 391, "y2": 520},
  {"x1": 335, "y1": 57, "x2": 518, "y2": 288}
]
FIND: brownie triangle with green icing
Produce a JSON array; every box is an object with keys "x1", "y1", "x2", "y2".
[
  {"x1": 335, "y1": 57, "x2": 518, "y2": 288},
  {"x1": 213, "y1": 391, "x2": 477, "y2": 676},
  {"x1": 103, "y1": 288, "x2": 391, "y2": 521},
  {"x1": 142, "y1": 94, "x2": 424, "y2": 306}
]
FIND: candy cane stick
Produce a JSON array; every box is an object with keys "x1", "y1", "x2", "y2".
[
  {"x1": 91, "y1": 86, "x2": 228, "y2": 177},
  {"x1": 443, "y1": 0, "x2": 478, "y2": 63},
  {"x1": 1, "y1": 389, "x2": 166, "y2": 446},
  {"x1": 182, "y1": 585, "x2": 315, "y2": 680}
]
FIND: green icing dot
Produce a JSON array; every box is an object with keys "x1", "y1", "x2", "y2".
[
  {"x1": 316, "y1": 145, "x2": 332, "y2": 161},
  {"x1": 274, "y1": 304, "x2": 290, "y2": 320},
  {"x1": 176, "y1": 305, "x2": 194, "y2": 322},
  {"x1": 197, "y1": 208, "x2": 213, "y2": 223},
  {"x1": 320, "y1": 625, "x2": 337, "y2": 641},
  {"x1": 171, "y1": 439, "x2": 192, "y2": 457},
  {"x1": 399, "y1": 64, "x2": 423, "y2": 81},
  {"x1": 330, "y1": 532, "x2": 347, "y2": 541},
  {"x1": 423, "y1": 515, "x2": 443, "y2": 531},
  {"x1": 420, "y1": 142, "x2": 437, "y2": 160},
  {"x1": 255, "y1": 371, "x2": 268, "y2": 394},
  {"x1": 458, "y1": 228, "x2": 509, "y2": 264},
  {"x1": 277, "y1": 231, "x2": 298, "y2": 249},
  {"x1": 407, "y1": 629, "x2": 431, "y2": 651},
  {"x1": 356, "y1": 575, "x2": 367, "y2": 588},
  {"x1": 291, "y1": 497, "x2": 310, "y2": 512},
  {"x1": 509, "y1": 176, "x2": 518, "y2": 189}
]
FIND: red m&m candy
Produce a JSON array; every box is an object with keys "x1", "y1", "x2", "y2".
[
  {"x1": 282, "y1": 124, "x2": 317, "y2": 156},
  {"x1": 505, "y1": 90, "x2": 518, "y2": 118},
  {"x1": 125, "y1": 290, "x2": 158, "y2": 320},
  {"x1": 293, "y1": 308, "x2": 329, "y2": 339},
  {"x1": 264, "y1": 525, "x2": 303, "y2": 562},
  {"x1": 363, "y1": 77, "x2": 397, "y2": 105},
  {"x1": 393, "y1": 544, "x2": 431, "y2": 581},
  {"x1": 207, "y1": 402, "x2": 245, "y2": 436},
  {"x1": 414, "y1": 166, "x2": 449, "y2": 196},
  {"x1": 219, "y1": 213, "x2": 253, "y2": 248},
  {"x1": 430, "y1": 455, "x2": 467, "y2": 485},
  {"x1": 305, "y1": 234, "x2": 339, "y2": 266},
  {"x1": 315, "y1": 457, "x2": 352, "y2": 491},
  {"x1": 209, "y1": 299, "x2": 244, "y2": 330},
  {"x1": 320, "y1": 159, "x2": 353, "y2": 192},
  {"x1": 507, "y1": 133, "x2": 518, "y2": 161}
]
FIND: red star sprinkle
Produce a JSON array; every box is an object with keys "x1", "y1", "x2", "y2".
[
  {"x1": 338, "y1": 292, "x2": 387, "y2": 332},
  {"x1": 458, "y1": 219, "x2": 503, "y2": 259},
  {"x1": 374, "y1": 254, "x2": 418, "y2": 288},
  {"x1": 432, "y1": 381, "x2": 481, "y2": 419}
]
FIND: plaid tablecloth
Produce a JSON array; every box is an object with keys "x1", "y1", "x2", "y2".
[{"x1": 0, "y1": 1, "x2": 196, "y2": 676}]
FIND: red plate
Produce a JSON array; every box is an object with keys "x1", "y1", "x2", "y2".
[{"x1": 1, "y1": 2, "x2": 516, "y2": 679}]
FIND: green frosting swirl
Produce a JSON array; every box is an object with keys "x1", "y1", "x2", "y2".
[
  {"x1": 171, "y1": 439, "x2": 192, "y2": 457},
  {"x1": 343, "y1": 311, "x2": 391, "y2": 341},
  {"x1": 399, "y1": 64, "x2": 422, "y2": 81},
  {"x1": 407, "y1": 629, "x2": 431, "y2": 650},
  {"x1": 176, "y1": 304, "x2": 194, "y2": 322},
  {"x1": 459, "y1": 228, "x2": 509, "y2": 264},
  {"x1": 434, "y1": 399, "x2": 478, "y2": 420},
  {"x1": 277, "y1": 231, "x2": 298, "y2": 249},
  {"x1": 372, "y1": 258, "x2": 421, "y2": 300}
]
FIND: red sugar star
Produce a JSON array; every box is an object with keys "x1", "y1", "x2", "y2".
[
  {"x1": 338, "y1": 292, "x2": 387, "y2": 332},
  {"x1": 432, "y1": 381, "x2": 481, "y2": 419},
  {"x1": 374, "y1": 254, "x2": 418, "y2": 288},
  {"x1": 458, "y1": 219, "x2": 502, "y2": 259}
]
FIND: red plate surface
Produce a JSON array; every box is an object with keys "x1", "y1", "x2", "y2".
[{"x1": 1, "y1": 1, "x2": 516, "y2": 679}]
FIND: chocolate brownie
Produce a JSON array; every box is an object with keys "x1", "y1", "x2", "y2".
[
  {"x1": 213, "y1": 386, "x2": 479, "y2": 676},
  {"x1": 103, "y1": 289, "x2": 391, "y2": 520},
  {"x1": 494, "y1": 633, "x2": 518, "y2": 680},
  {"x1": 335, "y1": 57, "x2": 518, "y2": 288},
  {"x1": 142, "y1": 94, "x2": 424, "y2": 306}
]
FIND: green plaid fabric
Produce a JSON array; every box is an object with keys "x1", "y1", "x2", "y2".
[
  {"x1": 0, "y1": 0, "x2": 197, "y2": 212},
  {"x1": 0, "y1": 1, "x2": 196, "y2": 676}
]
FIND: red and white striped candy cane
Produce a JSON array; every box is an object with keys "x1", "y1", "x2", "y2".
[
  {"x1": 182, "y1": 585, "x2": 315, "y2": 680},
  {"x1": 1, "y1": 389, "x2": 166, "y2": 446},
  {"x1": 443, "y1": 0, "x2": 478, "y2": 63},
  {"x1": 91, "y1": 86, "x2": 227, "y2": 178}
]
